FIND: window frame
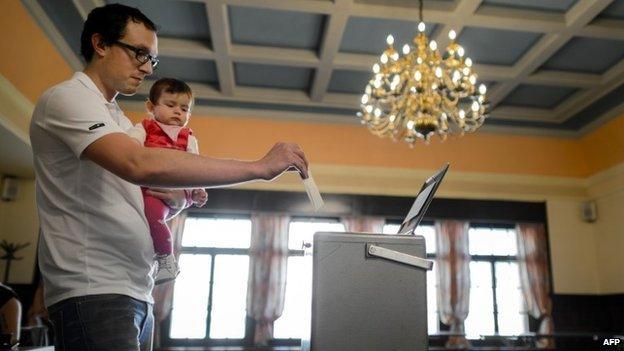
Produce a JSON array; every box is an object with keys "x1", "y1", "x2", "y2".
[
  {"x1": 465, "y1": 223, "x2": 530, "y2": 339},
  {"x1": 163, "y1": 214, "x2": 255, "y2": 348},
  {"x1": 270, "y1": 216, "x2": 345, "y2": 347}
]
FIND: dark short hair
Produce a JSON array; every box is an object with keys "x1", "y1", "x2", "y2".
[
  {"x1": 80, "y1": 3, "x2": 157, "y2": 62},
  {"x1": 149, "y1": 78, "x2": 194, "y2": 106}
]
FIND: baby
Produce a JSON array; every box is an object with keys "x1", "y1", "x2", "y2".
[{"x1": 127, "y1": 78, "x2": 208, "y2": 284}]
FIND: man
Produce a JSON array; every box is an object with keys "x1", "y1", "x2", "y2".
[{"x1": 29, "y1": 4, "x2": 308, "y2": 351}]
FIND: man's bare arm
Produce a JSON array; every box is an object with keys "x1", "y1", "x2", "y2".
[{"x1": 82, "y1": 133, "x2": 308, "y2": 188}]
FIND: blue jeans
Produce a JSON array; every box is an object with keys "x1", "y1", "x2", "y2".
[{"x1": 48, "y1": 294, "x2": 153, "y2": 351}]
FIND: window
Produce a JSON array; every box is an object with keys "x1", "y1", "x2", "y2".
[
  {"x1": 273, "y1": 220, "x2": 346, "y2": 340},
  {"x1": 168, "y1": 216, "x2": 252, "y2": 342},
  {"x1": 464, "y1": 226, "x2": 529, "y2": 339},
  {"x1": 383, "y1": 223, "x2": 439, "y2": 334}
]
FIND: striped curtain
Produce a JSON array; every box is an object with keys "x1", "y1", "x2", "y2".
[
  {"x1": 516, "y1": 223, "x2": 554, "y2": 349},
  {"x1": 341, "y1": 216, "x2": 385, "y2": 233},
  {"x1": 246, "y1": 213, "x2": 290, "y2": 346},
  {"x1": 436, "y1": 220, "x2": 471, "y2": 349}
]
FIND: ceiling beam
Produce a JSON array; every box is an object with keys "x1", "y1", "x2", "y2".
[
  {"x1": 310, "y1": 0, "x2": 351, "y2": 102},
  {"x1": 205, "y1": 0, "x2": 236, "y2": 96},
  {"x1": 20, "y1": 0, "x2": 84, "y2": 71},
  {"x1": 488, "y1": 0, "x2": 613, "y2": 108}
]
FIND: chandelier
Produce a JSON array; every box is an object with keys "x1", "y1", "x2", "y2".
[{"x1": 357, "y1": 0, "x2": 489, "y2": 145}]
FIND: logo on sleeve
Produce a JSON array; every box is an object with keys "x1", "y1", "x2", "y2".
[{"x1": 88, "y1": 123, "x2": 105, "y2": 131}]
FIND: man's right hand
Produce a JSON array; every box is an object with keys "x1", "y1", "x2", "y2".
[{"x1": 255, "y1": 142, "x2": 309, "y2": 180}]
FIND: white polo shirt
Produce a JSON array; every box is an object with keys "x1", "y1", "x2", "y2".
[{"x1": 30, "y1": 72, "x2": 155, "y2": 307}]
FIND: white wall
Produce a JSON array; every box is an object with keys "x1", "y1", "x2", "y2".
[
  {"x1": 546, "y1": 198, "x2": 600, "y2": 294},
  {"x1": 587, "y1": 164, "x2": 624, "y2": 294}
]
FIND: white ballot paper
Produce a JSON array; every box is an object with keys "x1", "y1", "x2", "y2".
[{"x1": 303, "y1": 171, "x2": 324, "y2": 211}]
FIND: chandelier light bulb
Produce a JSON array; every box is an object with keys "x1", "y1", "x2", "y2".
[
  {"x1": 392, "y1": 74, "x2": 400, "y2": 86},
  {"x1": 429, "y1": 40, "x2": 437, "y2": 51},
  {"x1": 457, "y1": 46, "x2": 465, "y2": 57},
  {"x1": 418, "y1": 22, "x2": 426, "y2": 32},
  {"x1": 469, "y1": 75, "x2": 477, "y2": 85},
  {"x1": 374, "y1": 79, "x2": 382, "y2": 88},
  {"x1": 465, "y1": 57, "x2": 473, "y2": 67},
  {"x1": 386, "y1": 34, "x2": 395, "y2": 45},
  {"x1": 415, "y1": 71, "x2": 422, "y2": 81},
  {"x1": 361, "y1": 94, "x2": 369, "y2": 104},
  {"x1": 365, "y1": 105, "x2": 373, "y2": 113},
  {"x1": 372, "y1": 63, "x2": 380, "y2": 73},
  {"x1": 389, "y1": 115, "x2": 396, "y2": 122},
  {"x1": 402, "y1": 44, "x2": 410, "y2": 54},
  {"x1": 374, "y1": 108, "x2": 382, "y2": 117},
  {"x1": 471, "y1": 101, "x2": 480, "y2": 112},
  {"x1": 452, "y1": 70, "x2": 461, "y2": 82},
  {"x1": 459, "y1": 110, "x2": 466, "y2": 119},
  {"x1": 407, "y1": 120, "x2": 415, "y2": 129},
  {"x1": 448, "y1": 30, "x2": 457, "y2": 40},
  {"x1": 391, "y1": 52, "x2": 399, "y2": 60},
  {"x1": 380, "y1": 54, "x2": 388, "y2": 64},
  {"x1": 463, "y1": 67, "x2": 470, "y2": 75},
  {"x1": 417, "y1": 57, "x2": 423, "y2": 64},
  {"x1": 365, "y1": 85, "x2": 372, "y2": 95},
  {"x1": 478, "y1": 95, "x2": 484, "y2": 103},
  {"x1": 479, "y1": 84, "x2": 487, "y2": 95},
  {"x1": 435, "y1": 67, "x2": 443, "y2": 78}
]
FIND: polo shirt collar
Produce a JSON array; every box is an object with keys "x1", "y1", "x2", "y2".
[{"x1": 73, "y1": 71, "x2": 116, "y2": 103}]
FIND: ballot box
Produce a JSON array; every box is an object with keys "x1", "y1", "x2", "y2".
[{"x1": 304, "y1": 231, "x2": 431, "y2": 351}]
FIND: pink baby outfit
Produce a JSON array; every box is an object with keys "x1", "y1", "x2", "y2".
[{"x1": 129, "y1": 118, "x2": 198, "y2": 255}]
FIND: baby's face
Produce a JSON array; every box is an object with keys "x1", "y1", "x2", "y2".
[{"x1": 152, "y1": 92, "x2": 192, "y2": 126}]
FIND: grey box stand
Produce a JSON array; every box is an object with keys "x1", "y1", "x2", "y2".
[{"x1": 304, "y1": 232, "x2": 433, "y2": 351}]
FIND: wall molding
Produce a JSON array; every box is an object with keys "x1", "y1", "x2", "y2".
[
  {"x1": 585, "y1": 162, "x2": 624, "y2": 200},
  {"x1": 0, "y1": 73, "x2": 34, "y2": 145},
  {"x1": 233, "y1": 163, "x2": 590, "y2": 201}
]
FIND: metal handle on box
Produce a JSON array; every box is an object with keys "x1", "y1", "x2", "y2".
[{"x1": 366, "y1": 244, "x2": 433, "y2": 271}]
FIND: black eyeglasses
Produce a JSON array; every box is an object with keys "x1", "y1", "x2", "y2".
[{"x1": 113, "y1": 41, "x2": 159, "y2": 70}]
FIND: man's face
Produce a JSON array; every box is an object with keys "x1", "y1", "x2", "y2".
[{"x1": 102, "y1": 20, "x2": 158, "y2": 96}]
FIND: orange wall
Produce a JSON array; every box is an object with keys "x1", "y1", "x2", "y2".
[
  {"x1": 0, "y1": 1, "x2": 72, "y2": 102},
  {"x1": 580, "y1": 114, "x2": 624, "y2": 175},
  {"x1": 4, "y1": 0, "x2": 624, "y2": 178},
  {"x1": 127, "y1": 111, "x2": 590, "y2": 177}
]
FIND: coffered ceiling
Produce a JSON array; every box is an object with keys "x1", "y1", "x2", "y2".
[{"x1": 21, "y1": 0, "x2": 624, "y2": 137}]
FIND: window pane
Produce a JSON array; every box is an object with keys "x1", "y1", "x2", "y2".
[
  {"x1": 419, "y1": 225, "x2": 436, "y2": 254},
  {"x1": 182, "y1": 217, "x2": 251, "y2": 248},
  {"x1": 288, "y1": 221, "x2": 345, "y2": 250},
  {"x1": 465, "y1": 262, "x2": 494, "y2": 339},
  {"x1": 170, "y1": 254, "x2": 211, "y2": 339},
  {"x1": 469, "y1": 227, "x2": 517, "y2": 256},
  {"x1": 382, "y1": 224, "x2": 400, "y2": 234},
  {"x1": 495, "y1": 262, "x2": 528, "y2": 335},
  {"x1": 210, "y1": 255, "x2": 249, "y2": 339},
  {"x1": 274, "y1": 256, "x2": 313, "y2": 339},
  {"x1": 276, "y1": 220, "x2": 345, "y2": 339},
  {"x1": 495, "y1": 262, "x2": 525, "y2": 313},
  {"x1": 498, "y1": 312, "x2": 529, "y2": 335}
]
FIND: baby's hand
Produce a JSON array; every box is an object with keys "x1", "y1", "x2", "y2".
[{"x1": 191, "y1": 189, "x2": 208, "y2": 207}]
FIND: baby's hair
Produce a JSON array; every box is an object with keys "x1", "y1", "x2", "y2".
[{"x1": 148, "y1": 78, "x2": 194, "y2": 107}]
